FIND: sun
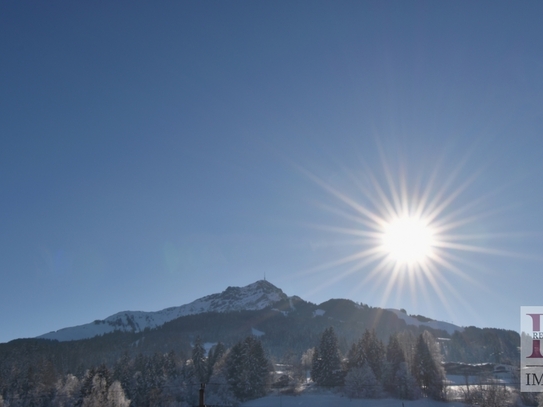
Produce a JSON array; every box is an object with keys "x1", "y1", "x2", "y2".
[
  {"x1": 297, "y1": 150, "x2": 507, "y2": 316},
  {"x1": 381, "y1": 215, "x2": 435, "y2": 266}
]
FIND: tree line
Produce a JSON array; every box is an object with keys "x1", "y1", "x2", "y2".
[
  {"x1": 0, "y1": 326, "x2": 526, "y2": 407},
  {"x1": 310, "y1": 327, "x2": 445, "y2": 400},
  {"x1": 0, "y1": 336, "x2": 271, "y2": 407}
]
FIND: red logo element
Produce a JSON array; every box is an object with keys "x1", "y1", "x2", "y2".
[{"x1": 527, "y1": 314, "x2": 543, "y2": 359}]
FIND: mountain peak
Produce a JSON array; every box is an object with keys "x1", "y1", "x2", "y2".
[
  {"x1": 209, "y1": 280, "x2": 287, "y2": 310},
  {"x1": 38, "y1": 280, "x2": 288, "y2": 342}
]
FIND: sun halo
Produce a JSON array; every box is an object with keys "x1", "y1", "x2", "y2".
[
  {"x1": 381, "y1": 215, "x2": 435, "y2": 267},
  {"x1": 298, "y1": 157, "x2": 493, "y2": 317}
]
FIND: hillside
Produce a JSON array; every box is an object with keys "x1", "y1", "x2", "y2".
[{"x1": 0, "y1": 280, "x2": 519, "y2": 377}]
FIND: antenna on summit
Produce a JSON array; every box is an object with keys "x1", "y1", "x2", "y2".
[{"x1": 264, "y1": 272, "x2": 266, "y2": 281}]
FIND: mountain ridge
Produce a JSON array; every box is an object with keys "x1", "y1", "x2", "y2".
[
  {"x1": 37, "y1": 279, "x2": 462, "y2": 342},
  {"x1": 38, "y1": 280, "x2": 290, "y2": 341}
]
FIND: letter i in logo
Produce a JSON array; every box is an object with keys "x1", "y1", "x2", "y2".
[{"x1": 528, "y1": 314, "x2": 543, "y2": 358}]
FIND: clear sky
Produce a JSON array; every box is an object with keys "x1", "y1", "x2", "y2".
[{"x1": 1, "y1": 1, "x2": 543, "y2": 344}]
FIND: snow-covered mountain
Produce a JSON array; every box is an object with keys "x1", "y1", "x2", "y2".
[
  {"x1": 386, "y1": 308, "x2": 462, "y2": 335},
  {"x1": 37, "y1": 279, "x2": 463, "y2": 342},
  {"x1": 38, "y1": 280, "x2": 288, "y2": 341}
]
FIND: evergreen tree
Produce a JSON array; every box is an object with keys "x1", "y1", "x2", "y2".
[
  {"x1": 78, "y1": 365, "x2": 127, "y2": 407},
  {"x1": 207, "y1": 342, "x2": 226, "y2": 382},
  {"x1": 192, "y1": 336, "x2": 208, "y2": 384},
  {"x1": 164, "y1": 350, "x2": 178, "y2": 379},
  {"x1": 361, "y1": 329, "x2": 385, "y2": 382},
  {"x1": 394, "y1": 362, "x2": 420, "y2": 400},
  {"x1": 386, "y1": 334, "x2": 405, "y2": 371},
  {"x1": 206, "y1": 353, "x2": 237, "y2": 407},
  {"x1": 245, "y1": 337, "x2": 270, "y2": 398},
  {"x1": 412, "y1": 331, "x2": 445, "y2": 400},
  {"x1": 106, "y1": 381, "x2": 130, "y2": 407},
  {"x1": 344, "y1": 365, "x2": 382, "y2": 399},
  {"x1": 346, "y1": 339, "x2": 365, "y2": 370},
  {"x1": 225, "y1": 336, "x2": 271, "y2": 401},
  {"x1": 383, "y1": 334, "x2": 407, "y2": 396},
  {"x1": 112, "y1": 353, "x2": 132, "y2": 400},
  {"x1": 53, "y1": 374, "x2": 81, "y2": 407},
  {"x1": 312, "y1": 327, "x2": 343, "y2": 387},
  {"x1": 310, "y1": 347, "x2": 322, "y2": 384}
]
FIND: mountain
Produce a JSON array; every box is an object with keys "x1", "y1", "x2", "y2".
[
  {"x1": 38, "y1": 280, "x2": 290, "y2": 341},
  {"x1": 386, "y1": 309, "x2": 460, "y2": 335},
  {"x1": 38, "y1": 280, "x2": 463, "y2": 342},
  {"x1": 0, "y1": 280, "x2": 520, "y2": 379}
]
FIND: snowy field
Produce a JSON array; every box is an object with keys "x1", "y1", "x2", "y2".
[{"x1": 241, "y1": 393, "x2": 467, "y2": 407}]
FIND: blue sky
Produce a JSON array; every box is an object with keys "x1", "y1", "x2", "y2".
[{"x1": 1, "y1": 1, "x2": 542, "y2": 344}]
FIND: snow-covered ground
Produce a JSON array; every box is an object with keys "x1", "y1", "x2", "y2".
[{"x1": 242, "y1": 393, "x2": 467, "y2": 407}]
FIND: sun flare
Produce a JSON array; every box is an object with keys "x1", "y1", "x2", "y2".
[
  {"x1": 381, "y1": 216, "x2": 435, "y2": 266},
  {"x1": 299, "y1": 151, "x2": 512, "y2": 318}
]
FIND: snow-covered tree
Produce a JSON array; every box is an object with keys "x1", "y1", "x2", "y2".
[
  {"x1": 466, "y1": 380, "x2": 510, "y2": 407},
  {"x1": 192, "y1": 336, "x2": 208, "y2": 384},
  {"x1": 207, "y1": 342, "x2": 225, "y2": 381},
  {"x1": 112, "y1": 353, "x2": 132, "y2": 401},
  {"x1": 394, "y1": 362, "x2": 420, "y2": 400},
  {"x1": 310, "y1": 347, "x2": 322, "y2": 384},
  {"x1": 346, "y1": 339, "x2": 365, "y2": 370},
  {"x1": 78, "y1": 365, "x2": 129, "y2": 407},
  {"x1": 106, "y1": 381, "x2": 130, "y2": 407},
  {"x1": 361, "y1": 330, "x2": 385, "y2": 381},
  {"x1": 344, "y1": 365, "x2": 382, "y2": 399},
  {"x1": 312, "y1": 327, "x2": 343, "y2": 387},
  {"x1": 383, "y1": 334, "x2": 407, "y2": 396},
  {"x1": 412, "y1": 331, "x2": 445, "y2": 400},
  {"x1": 207, "y1": 355, "x2": 238, "y2": 407},
  {"x1": 81, "y1": 374, "x2": 108, "y2": 407},
  {"x1": 53, "y1": 374, "x2": 81, "y2": 407},
  {"x1": 300, "y1": 348, "x2": 314, "y2": 383},
  {"x1": 226, "y1": 336, "x2": 271, "y2": 401}
]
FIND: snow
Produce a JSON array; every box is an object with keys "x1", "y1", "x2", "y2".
[
  {"x1": 252, "y1": 327, "x2": 265, "y2": 337},
  {"x1": 38, "y1": 280, "x2": 287, "y2": 341},
  {"x1": 241, "y1": 393, "x2": 467, "y2": 407},
  {"x1": 386, "y1": 309, "x2": 463, "y2": 335},
  {"x1": 272, "y1": 308, "x2": 289, "y2": 316},
  {"x1": 36, "y1": 281, "x2": 465, "y2": 342}
]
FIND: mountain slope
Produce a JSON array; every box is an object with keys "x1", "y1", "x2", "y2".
[
  {"x1": 38, "y1": 280, "x2": 288, "y2": 341},
  {"x1": 386, "y1": 309, "x2": 461, "y2": 335}
]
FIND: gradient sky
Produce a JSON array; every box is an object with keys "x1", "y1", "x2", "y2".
[{"x1": 2, "y1": 1, "x2": 543, "y2": 344}]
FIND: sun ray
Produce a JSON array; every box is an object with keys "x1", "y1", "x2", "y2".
[{"x1": 294, "y1": 146, "x2": 533, "y2": 326}]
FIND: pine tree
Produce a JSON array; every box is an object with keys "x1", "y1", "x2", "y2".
[
  {"x1": 206, "y1": 353, "x2": 237, "y2": 407},
  {"x1": 312, "y1": 327, "x2": 343, "y2": 387},
  {"x1": 53, "y1": 374, "x2": 81, "y2": 407},
  {"x1": 394, "y1": 362, "x2": 420, "y2": 400},
  {"x1": 412, "y1": 331, "x2": 445, "y2": 400},
  {"x1": 225, "y1": 336, "x2": 271, "y2": 401},
  {"x1": 346, "y1": 339, "x2": 365, "y2": 370},
  {"x1": 106, "y1": 381, "x2": 130, "y2": 407},
  {"x1": 383, "y1": 333, "x2": 407, "y2": 396},
  {"x1": 192, "y1": 336, "x2": 208, "y2": 384},
  {"x1": 344, "y1": 365, "x2": 382, "y2": 399},
  {"x1": 361, "y1": 329, "x2": 385, "y2": 382},
  {"x1": 245, "y1": 337, "x2": 271, "y2": 399},
  {"x1": 164, "y1": 350, "x2": 178, "y2": 379},
  {"x1": 112, "y1": 353, "x2": 132, "y2": 400},
  {"x1": 310, "y1": 347, "x2": 322, "y2": 384},
  {"x1": 79, "y1": 366, "x2": 116, "y2": 407},
  {"x1": 386, "y1": 334, "x2": 405, "y2": 371}
]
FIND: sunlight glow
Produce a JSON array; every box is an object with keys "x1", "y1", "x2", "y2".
[
  {"x1": 381, "y1": 216, "x2": 435, "y2": 265},
  {"x1": 298, "y1": 148, "x2": 516, "y2": 321}
]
